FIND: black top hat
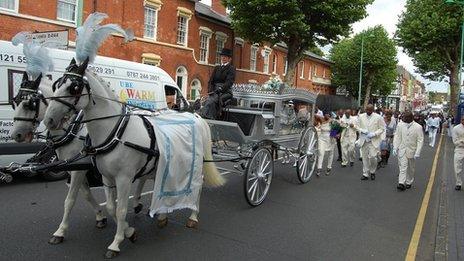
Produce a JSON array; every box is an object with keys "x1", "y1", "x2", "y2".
[{"x1": 220, "y1": 48, "x2": 233, "y2": 57}]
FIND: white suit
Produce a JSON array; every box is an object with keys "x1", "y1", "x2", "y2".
[
  {"x1": 340, "y1": 115, "x2": 357, "y2": 166},
  {"x1": 356, "y1": 113, "x2": 385, "y2": 177},
  {"x1": 316, "y1": 121, "x2": 335, "y2": 170},
  {"x1": 426, "y1": 117, "x2": 440, "y2": 147},
  {"x1": 452, "y1": 124, "x2": 464, "y2": 186},
  {"x1": 393, "y1": 121, "x2": 424, "y2": 185}
]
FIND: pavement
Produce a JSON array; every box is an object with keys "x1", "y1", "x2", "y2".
[
  {"x1": 437, "y1": 134, "x2": 464, "y2": 261},
  {"x1": 0, "y1": 136, "x2": 450, "y2": 261}
]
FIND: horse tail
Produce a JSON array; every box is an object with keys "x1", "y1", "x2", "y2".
[{"x1": 201, "y1": 119, "x2": 225, "y2": 187}]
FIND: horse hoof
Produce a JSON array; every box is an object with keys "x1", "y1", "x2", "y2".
[
  {"x1": 157, "y1": 218, "x2": 168, "y2": 229},
  {"x1": 104, "y1": 250, "x2": 119, "y2": 259},
  {"x1": 48, "y1": 236, "x2": 64, "y2": 245},
  {"x1": 96, "y1": 218, "x2": 107, "y2": 229},
  {"x1": 186, "y1": 219, "x2": 198, "y2": 229},
  {"x1": 134, "y1": 203, "x2": 143, "y2": 214},
  {"x1": 128, "y1": 230, "x2": 137, "y2": 243}
]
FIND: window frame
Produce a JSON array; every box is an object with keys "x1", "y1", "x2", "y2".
[
  {"x1": 262, "y1": 48, "x2": 271, "y2": 74},
  {"x1": 283, "y1": 56, "x2": 288, "y2": 76},
  {"x1": 143, "y1": 5, "x2": 159, "y2": 40},
  {"x1": 0, "y1": 0, "x2": 18, "y2": 13},
  {"x1": 176, "y1": 14, "x2": 189, "y2": 46},
  {"x1": 250, "y1": 45, "x2": 258, "y2": 72},
  {"x1": 299, "y1": 61, "x2": 305, "y2": 79},
  {"x1": 199, "y1": 28, "x2": 212, "y2": 64},
  {"x1": 215, "y1": 38, "x2": 225, "y2": 65},
  {"x1": 56, "y1": 0, "x2": 78, "y2": 24},
  {"x1": 272, "y1": 54, "x2": 277, "y2": 74}
]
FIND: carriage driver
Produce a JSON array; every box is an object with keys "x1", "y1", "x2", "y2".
[{"x1": 200, "y1": 48, "x2": 236, "y2": 119}]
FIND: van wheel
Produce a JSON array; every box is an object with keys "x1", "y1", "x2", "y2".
[{"x1": 41, "y1": 171, "x2": 69, "y2": 181}]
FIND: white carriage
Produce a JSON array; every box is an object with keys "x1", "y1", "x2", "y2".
[{"x1": 207, "y1": 84, "x2": 319, "y2": 206}]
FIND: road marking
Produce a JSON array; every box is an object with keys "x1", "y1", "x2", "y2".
[
  {"x1": 405, "y1": 134, "x2": 443, "y2": 261},
  {"x1": 99, "y1": 190, "x2": 154, "y2": 206}
]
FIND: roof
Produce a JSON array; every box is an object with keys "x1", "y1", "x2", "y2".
[
  {"x1": 195, "y1": 2, "x2": 231, "y2": 25},
  {"x1": 275, "y1": 43, "x2": 333, "y2": 65}
]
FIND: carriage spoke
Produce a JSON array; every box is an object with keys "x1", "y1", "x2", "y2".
[{"x1": 249, "y1": 179, "x2": 258, "y2": 195}]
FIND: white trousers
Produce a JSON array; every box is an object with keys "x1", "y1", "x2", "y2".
[
  {"x1": 317, "y1": 149, "x2": 334, "y2": 170},
  {"x1": 398, "y1": 156, "x2": 415, "y2": 185},
  {"x1": 429, "y1": 128, "x2": 437, "y2": 147},
  {"x1": 454, "y1": 149, "x2": 464, "y2": 186},
  {"x1": 361, "y1": 142, "x2": 378, "y2": 177},
  {"x1": 341, "y1": 140, "x2": 355, "y2": 165}
]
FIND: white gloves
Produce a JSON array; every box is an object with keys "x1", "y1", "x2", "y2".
[
  {"x1": 392, "y1": 149, "x2": 398, "y2": 157},
  {"x1": 367, "y1": 132, "x2": 375, "y2": 139},
  {"x1": 414, "y1": 154, "x2": 420, "y2": 159}
]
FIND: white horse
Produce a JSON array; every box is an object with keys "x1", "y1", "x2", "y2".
[
  {"x1": 43, "y1": 59, "x2": 224, "y2": 258},
  {"x1": 10, "y1": 72, "x2": 108, "y2": 244}
]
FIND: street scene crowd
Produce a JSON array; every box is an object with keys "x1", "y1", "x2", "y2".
[{"x1": 312, "y1": 105, "x2": 462, "y2": 191}]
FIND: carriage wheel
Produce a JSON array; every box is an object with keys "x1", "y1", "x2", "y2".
[
  {"x1": 296, "y1": 127, "x2": 318, "y2": 184},
  {"x1": 244, "y1": 147, "x2": 274, "y2": 206}
]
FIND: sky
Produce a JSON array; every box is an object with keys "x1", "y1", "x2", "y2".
[{"x1": 200, "y1": 0, "x2": 448, "y2": 92}]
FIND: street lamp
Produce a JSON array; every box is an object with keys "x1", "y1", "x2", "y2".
[
  {"x1": 445, "y1": 0, "x2": 464, "y2": 110},
  {"x1": 358, "y1": 33, "x2": 373, "y2": 108}
]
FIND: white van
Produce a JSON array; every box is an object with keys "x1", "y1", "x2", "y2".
[{"x1": 0, "y1": 40, "x2": 187, "y2": 180}]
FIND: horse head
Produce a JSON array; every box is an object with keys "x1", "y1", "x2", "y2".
[{"x1": 44, "y1": 57, "x2": 90, "y2": 130}]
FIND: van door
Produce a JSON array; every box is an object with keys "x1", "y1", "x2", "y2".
[{"x1": 164, "y1": 85, "x2": 189, "y2": 111}]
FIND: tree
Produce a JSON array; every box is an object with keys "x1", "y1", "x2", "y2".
[
  {"x1": 330, "y1": 26, "x2": 398, "y2": 108},
  {"x1": 396, "y1": 0, "x2": 462, "y2": 115},
  {"x1": 310, "y1": 46, "x2": 325, "y2": 57},
  {"x1": 223, "y1": 0, "x2": 373, "y2": 88}
]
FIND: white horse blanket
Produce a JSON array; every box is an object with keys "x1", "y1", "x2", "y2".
[{"x1": 149, "y1": 111, "x2": 204, "y2": 216}]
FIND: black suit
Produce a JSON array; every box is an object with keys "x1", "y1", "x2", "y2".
[{"x1": 201, "y1": 63, "x2": 236, "y2": 119}]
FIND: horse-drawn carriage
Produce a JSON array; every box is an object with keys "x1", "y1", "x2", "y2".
[{"x1": 206, "y1": 84, "x2": 319, "y2": 206}]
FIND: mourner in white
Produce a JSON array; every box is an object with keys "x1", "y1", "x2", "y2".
[
  {"x1": 392, "y1": 111, "x2": 424, "y2": 191},
  {"x1": 452, "y1": 116, "x2": 464, "y2": 191},
  {"x1": 426, "y1": 113, "x2": 440, "y2": 147},
  {"x1": 356, "y1": 104, "x2": 386, "y2": 180},
  {"x1": 340, "y1": 109, "x2": 357, "y2": 167},
  {"x1": 315, "y1": 113, "x2": 335, "y2": 176}
]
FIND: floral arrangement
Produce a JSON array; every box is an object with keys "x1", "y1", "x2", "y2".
[
  {"x1": 330, "y1": 120, "x2": 344, "y2": 138},
  {"x1": 263, "y1": 74, "x2": 283, "y2": 91}
]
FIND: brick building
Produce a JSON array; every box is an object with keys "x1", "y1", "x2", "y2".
[{"x1": 0, "y1": 0, "x2": 334, "y2": 100}]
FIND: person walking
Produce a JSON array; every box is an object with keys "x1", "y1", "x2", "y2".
[
  {"x1": 426, "y1": 113, "x2": 440, "y2": 147},
  {"x1": 452, "y1": 116, "x2": 464, "y2": 190},
  {"x1": 380, "y1": 110, "x2": 397, "y2": 167},
  {"x1": 335, "y1": 109, "x2": 344, "y2": 162},
  {"x1": 340, "y1": 109, "x2": 357, "y2": 167},
  {"x1": 356, "y1": 104, "x2": 385, "y2": 180},
  {"x1": 315, "y1": 113, "x2": 336, "y2": 177},
  {"x1": 392, "y1": 111, "x2": 424, "y2": 191}
]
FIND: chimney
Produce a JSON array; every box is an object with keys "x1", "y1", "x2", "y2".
[{"x1": 211, "y1": 0, "x2": 227, "y2": 16}]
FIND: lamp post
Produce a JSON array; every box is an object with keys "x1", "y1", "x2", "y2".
[{"x1": 445, "y1": 0, "x2": 464, "y2": 110}]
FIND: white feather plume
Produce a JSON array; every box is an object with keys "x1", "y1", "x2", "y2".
[
  {"x1": 12, "y1": 31, "x2": 54, "y2": 80},
  {"x1": 76, "y1": 12, "x2": 134, "y2": 63}
]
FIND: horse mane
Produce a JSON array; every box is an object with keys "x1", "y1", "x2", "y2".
[{"x1": 85, "y1": 70, "x2": 118, "y2": 100}]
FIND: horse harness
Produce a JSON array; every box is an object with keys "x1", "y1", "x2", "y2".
[
  {"x1": 12, "y1": 80, "x2": 48, "y2": 126},
  {"x1": 52, "y1": 68, "x2": 160, "y2": 182}
]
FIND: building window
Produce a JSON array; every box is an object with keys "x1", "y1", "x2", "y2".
[
  {"x1": 283, "y1": 57, "x2": 288, "y2": 75},
  {"x1": 299, "y1": 61, "x2": 305, "y2": 79},
  {"x1": 312, "y1": 65, "x2": 317, "y2": 77},
  {"x1": 0, "y1": 0, "x2": 18, "y2": 12},
  {"x1": 250, "y1": 45, "x2": 258, "y2": 71},
  {"x1": 57, "y1": 0, "x2": 78, "y2": 23},
  {"x1": 199, "y1": 27, "x2": 212, "y2": 64},
  {"x1": 215, "y1": 39, "x2": 225, "y2": 65},
  {"x1": 144, "y1": 6, "x2": 158, "y2": 40},
  {"x1": 263, "y1": 48, "x2": 271, "y2": 74},
  {"x1": 177, "y1": 15, "x2": 189, "y2": 46},
  {"x1": 176, "y1": 66, "x2": 188, "y2": 97},
  {"x1": 272, "y1": 54, "x2": 277, "y2": 73},
  {"x1": 323, "y1": 68, "x2": 327, "y2": 78},
  {"x1": 190, "y1": 79, "x2": 202, "y2": 101}
]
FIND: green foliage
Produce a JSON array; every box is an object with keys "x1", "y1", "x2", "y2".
[
  {"x1": 396, "y1": 0, "x2": 462, "y2": 113},
  {"x1": 330, "y1": 26, "x2": 398, "y2": 104},
  {"x1": 396, "y1": 0, "x2": 462, "y2": 81},
  {"x1": 223, "y1": 0, "x2": 373, "y2": 85},
  {"x1": 309, "y1": 46, "x2": 325, "y2": 57}
]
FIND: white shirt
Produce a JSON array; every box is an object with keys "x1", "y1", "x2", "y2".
[
  {"x1": 340, "y1": 115, "x2": 357, "y2": 142},
  {"x1": 356, "y1": 113, "x2": 386, "y2": 148},
  {"x1": 393, "y1": 121, "x2": 424, "y2": 158},
  {"x1": 427, "y1": 117, "x2": 440, "y2": 128},
  {"x1": 452, "y1": 124, "x2": 464, "y2": 150}
]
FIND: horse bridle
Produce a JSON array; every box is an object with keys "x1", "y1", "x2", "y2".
[
  {"x1": 51, "y1": 71, "x2": 91, "y2": 112},
  {"x1": 12, "y1": 80, "x2": 48, "y2": 125}
]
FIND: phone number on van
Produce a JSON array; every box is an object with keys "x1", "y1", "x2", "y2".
[{"x1": 0, "y1": 54, "x2": 27, "y2": 64}]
